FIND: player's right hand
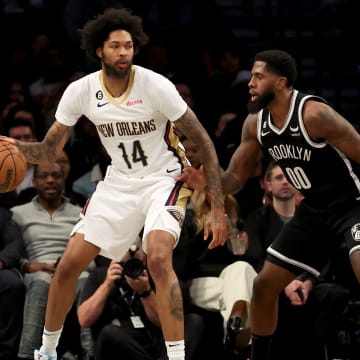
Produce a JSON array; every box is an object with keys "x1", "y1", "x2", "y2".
[
  {"x1": 0, "y1": 136, "x2": 16, "y2": 145},
  {"x1": 175, "y1": 165, "x2": 207, "y2": 190}
]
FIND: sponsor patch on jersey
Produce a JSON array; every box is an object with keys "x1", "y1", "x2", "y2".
[
  {"x1": 167, "y1": 208, "x2": 184, "y2": 227},
  {"x1": 351, "y1": 223, "x2": 360, "y2": 241}
]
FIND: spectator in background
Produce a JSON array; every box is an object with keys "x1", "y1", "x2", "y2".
[
  {"x1": 178, "y1": 139, "x2": 255, "y2": 358},
  {"x1": 16, "y1": 147, "x2": 79, "y2": 206},
  {"x1": 78, "y1": 242, "x2": 204, "y2": 360},
  {"x1": 11, "y1": 161, "x2": 92, "y2": 360},
  {"x1": 3, "y1": 117, "x2": 38, "y2": 203},
  {"x1": 243, "y1": 161, "x2": 298, "y2": 272},
  {"x1": 0, "y1": 206, "x2": 25, "y2": 360},
  {"x1": 181, "y1": 185, "x2": 255, "y2": 359},
  {"x1": 0, "y1": 79, "x2": 33, "y2": 116},
  {"x1": 3, "y1": 103, "x2": 42, "y2": 139}
]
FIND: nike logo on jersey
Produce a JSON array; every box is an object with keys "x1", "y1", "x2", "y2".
[
  {"x1": 261, "y1": 130, "x2": 271, "y2": 136},
  {"x1": 97, "y1": 101, "x2": 109, "y2": 107},
  {"x1": 166, "y1": 168, "x2": 178, "y2": 173}
]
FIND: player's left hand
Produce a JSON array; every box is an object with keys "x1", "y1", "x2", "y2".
[{"x1": 204, "y1": 208, "x2": 228, "y2": 249}]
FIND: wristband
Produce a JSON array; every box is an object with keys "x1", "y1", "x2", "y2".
[{"x1": 138, "y1": 287, "x2": 153, "y2": 298}]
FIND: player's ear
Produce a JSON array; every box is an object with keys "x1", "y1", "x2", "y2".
[
  {"x1": 96, "y1": 47, "x2": 102, "y2": 59},
  {"x1": 277, "y1": 76, "x2": 288, "y2": 90}
]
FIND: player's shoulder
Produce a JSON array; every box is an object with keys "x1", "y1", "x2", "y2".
[
  {"x1": 302, "y1": 97, "x2": 331, "y2": 120},
  {"x1": 243, "y1": 113, "x2": 259, "y2": 130},
  {"x1": 133, "y1": 65, "x2": 171, "y2": 84}
]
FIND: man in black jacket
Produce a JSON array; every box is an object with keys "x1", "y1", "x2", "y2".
[{"x1": 0, "y1": 206, "x2": 25, "y2": 360}]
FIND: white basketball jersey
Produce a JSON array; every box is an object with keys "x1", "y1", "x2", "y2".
[{"x1": 55, "y1": 65, "x2": 188, "y2": 177}]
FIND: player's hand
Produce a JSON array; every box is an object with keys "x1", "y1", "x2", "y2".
[
  {"x1": 0, "y1": 136, "x2": 16, "y2": 145},
  {"x1": 205, "y1": 208, "x2": 228, "y2": 249},
  {"x1": 175, "y1": 165, "x2": 207, "y2": 190},
  {"x1": 284, "y1": 279, "x2": 311, "y2": 305}
]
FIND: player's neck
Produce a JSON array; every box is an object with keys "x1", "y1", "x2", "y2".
[
  {"x1": 269, "y1": 89, "x2": 294, "y2": 128},
  {"x1": 102, "y1": 73, "x2": 129, "y2": 98}
]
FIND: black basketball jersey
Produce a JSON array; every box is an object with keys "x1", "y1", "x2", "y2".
[{"x1": 257, "y1": 90, "x2": 360, "y2": 209}]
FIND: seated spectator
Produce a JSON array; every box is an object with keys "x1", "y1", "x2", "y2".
[
  {"x1": 17, "y1": 147, "x2": 80, "y2": 206},
  {"x1": 11, "y1": 161, "x2": 93, "y2": 360},
  {"x1": 3, "y1": 116, "x2": 37, "y2": 203},
  {"x1": 0, "y1": 206, "x2": 25, "y2": 360},
  {"x1": 184, "y1": 185, "x2": 256, "y2": 357},
  {"x1": 243, "y1": 160, "x2": 299, "y2": 272},
  {"x1": 78, "y1": 242, "x2": 204, "y2": 360}
]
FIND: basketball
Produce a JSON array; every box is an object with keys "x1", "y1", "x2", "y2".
[{"x1": 0, "y1": 143, "x2": 27, "y2": 193}]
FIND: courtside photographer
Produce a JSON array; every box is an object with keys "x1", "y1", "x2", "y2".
[{"x1": 77, "y1": 241, "x2": 204, "y2": 360}]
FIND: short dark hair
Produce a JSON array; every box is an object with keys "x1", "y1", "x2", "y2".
[
  {"x1": 80, "y1": 8, "x2": 150, "y2": 63},
  {"x1": 264, "y1": 160, "x2": 279, "y2": 181},
  {"x1": 254, "y1": 49, "x2": 297, "y2": 87},
  {"x1": 4, "y1": 117, "x2": 36, "y2": 136},
  {"x1": 33, "y1": 161, "x2": 64, "y2": 178}
]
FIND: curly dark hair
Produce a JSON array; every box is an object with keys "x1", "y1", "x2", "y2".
[
  {"x1": 254, "y1": 49, "x2": 297, "y2": 87},
  {"x1": 80, "y1": 8, "x2": 150, "y2": 63}
]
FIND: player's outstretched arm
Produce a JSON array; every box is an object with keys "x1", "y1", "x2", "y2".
[
  {"x1": 0, "y1": 120, "x2": 73, "y2": 164},
  {"x1": 222, "y1": 114, "x2": 263, "y2": 195}
]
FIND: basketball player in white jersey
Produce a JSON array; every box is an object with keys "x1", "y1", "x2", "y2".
[{"x1": 0, "y1": 8, "x2": 228, "y2": 360}]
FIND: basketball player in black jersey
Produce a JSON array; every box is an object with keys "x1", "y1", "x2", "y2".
[{"x1": 177, "y1": 49, "x2": 360, "y2": 360}]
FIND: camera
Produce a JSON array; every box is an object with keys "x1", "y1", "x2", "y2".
[{"x1": 119, "y1": 245, "x2": 145, "y2": 279}]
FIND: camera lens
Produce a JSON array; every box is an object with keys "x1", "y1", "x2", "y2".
[{"x1": 122, "y1": 257, "x2": 145, "y2": 279}]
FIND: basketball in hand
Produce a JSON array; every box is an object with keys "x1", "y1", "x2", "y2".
[{"x1": 0, "y1": 143, "x2": 27, "y2": 193}]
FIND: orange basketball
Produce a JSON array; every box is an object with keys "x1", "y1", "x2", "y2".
[{"x1": 0, "y1": 143, "x2": 27, "y2": 193}]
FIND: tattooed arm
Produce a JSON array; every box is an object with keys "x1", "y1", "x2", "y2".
[
  {"x1": 174, "y1": 106, "x2": 228, "y2": 248},
  {"x1": 0, "y1": 121, "x2": 73, "y2": 164}
]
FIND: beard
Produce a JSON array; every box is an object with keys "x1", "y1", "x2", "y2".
[
  {"x1": 102, "y1": 57, "x2": 131, "y2": 79},
  {"x1": 247, "y1": 90, "x2": 275, "y2": 114}
]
